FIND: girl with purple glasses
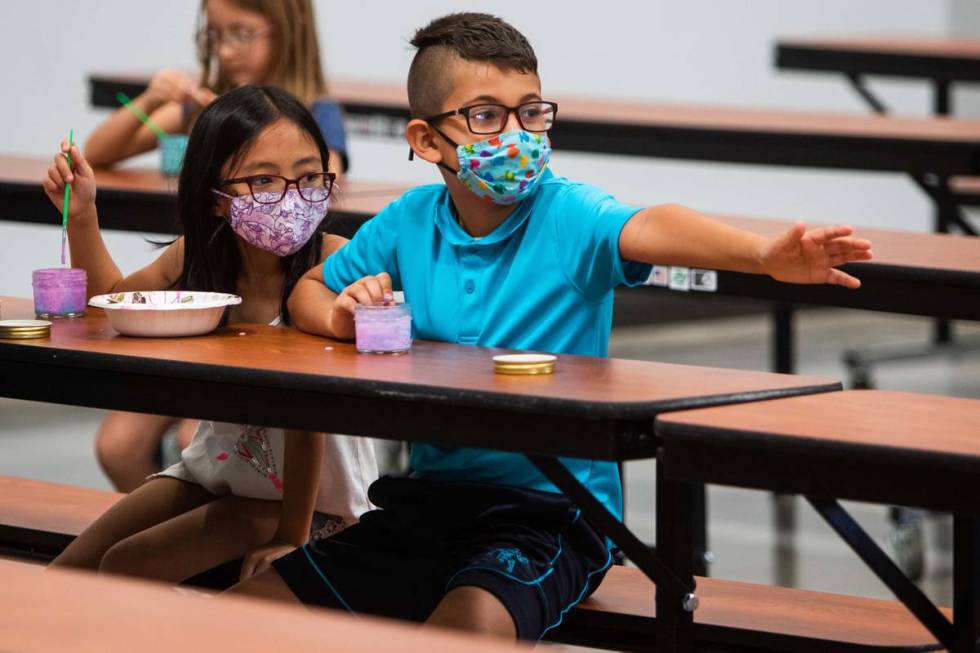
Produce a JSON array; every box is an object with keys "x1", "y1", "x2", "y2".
[{"x1": 41, "y1": 85, "x2": 377, "y2": 584}]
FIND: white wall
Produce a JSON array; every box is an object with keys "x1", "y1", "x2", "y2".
[{"x1": 0, "y1": 0, "x2": 962, "y2": 297}]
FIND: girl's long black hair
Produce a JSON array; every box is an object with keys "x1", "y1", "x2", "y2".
[{"x1": 174, "y1": 85, "x2": 329, "y2": 325}]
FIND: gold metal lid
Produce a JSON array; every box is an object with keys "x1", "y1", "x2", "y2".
[
  {"x1": 492, "y1": 354, "x2": 557, "y2": 376},
  {"x1": 0, "y1": 320, "x2": 52, "y2": 328},
  {"x1": 0, "y1": 331, "x2": 50, "y2": 339},
  {"x1": 0, "y1": 319, "x2": 52, "y2": 339}
]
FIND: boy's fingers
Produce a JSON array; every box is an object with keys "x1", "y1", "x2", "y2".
[
  {"x1": 772, "y1": 221, "x2": 805, "y2": 250},
  {"x1": 345, "y1": 283, "x2": 373, "y2": 306},
  {"x1": 807, "y1": 225, "x2": 854, "y2": 245},
  {"x1": 377, "y1": 272, "x2": 393, "y2": 296},
  {"x1": 334, "y1": 294, "x2": 357, "y2": 317},
  {"x1": 361, "y1": 277, "x2": 386, "y2": 302},
  {"x1": 828, "y1": 268, "x2": 861, "y2": 289}
]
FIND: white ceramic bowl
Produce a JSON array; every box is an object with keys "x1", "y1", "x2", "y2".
[{"x1": 88, "y1": 291, "x2": 242, "y2": 337}]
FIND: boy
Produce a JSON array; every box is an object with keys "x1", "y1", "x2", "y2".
[{"x1": 231, "y1": 12, "x2": 872, "y2": 640}]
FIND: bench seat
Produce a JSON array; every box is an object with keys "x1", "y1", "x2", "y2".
[
  {"x1": 549, "y1": 565, "x2": 948, "y2": 652},
  {"x1": 0, "y1": 476, "x2": 950, "y2": 652},
  {"x1": 0, "y1": 476, "x2": 122, "y2": 560}
]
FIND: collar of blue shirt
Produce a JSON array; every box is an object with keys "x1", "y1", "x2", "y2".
[{"x1": 434, "y1": 169, "x2": 556, "y2": 247}]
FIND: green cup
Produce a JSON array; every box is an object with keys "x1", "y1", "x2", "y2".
[{"x1": 160, "y1": 134, "x2": 189, "y2": 177}]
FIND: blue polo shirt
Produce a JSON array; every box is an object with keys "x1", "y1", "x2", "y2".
[{"x1": 323, "y1": 170, "x2": 650, "y2": 520}]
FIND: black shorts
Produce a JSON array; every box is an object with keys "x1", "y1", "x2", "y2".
[{"x1": 272, "y1": 475, "x2": 612, "y2": 641}]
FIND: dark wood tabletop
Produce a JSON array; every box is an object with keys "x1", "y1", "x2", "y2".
[
  {"x1": 0, "y1": 296, "x2": 840, "y2": 460},
  {"x1": 656, "y1": 389, "x2": 980, "y2": 514},
  {"x1": 0, "y1": 154, "x2": 403, "y2": 237},
  {"x1": 0, "y1": 560, "x2": 524, "y2": 653},
  {"x1": 776, "y1": 35, "x2": 980, "y2": 83},
  {"x1": 329, "y1": 79, "x2": 980, "y2": 174}
]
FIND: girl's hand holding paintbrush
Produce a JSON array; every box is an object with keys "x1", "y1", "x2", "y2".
[{"x1": 42, "y1": 141, "x2": 97, "y2": 223}]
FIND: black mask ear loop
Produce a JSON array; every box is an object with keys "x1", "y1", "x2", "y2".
[{"x1": 408, "y1": 123, "x2": 461, "y2": 175}]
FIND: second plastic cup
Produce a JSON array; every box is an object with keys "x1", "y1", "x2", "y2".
[
  {"x1": 355, "y1": 303, "x2": 412, "y2": 354},
  {"x1": 159, "y1": 134, "x2": 189, "y2": 177}
]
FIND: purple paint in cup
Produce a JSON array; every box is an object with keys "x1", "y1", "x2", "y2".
[
  {"x1": 32, "y1": 268, "x2": 87, "y2": 318},
  {"x1": 355, "y1": 302, "x2": 412, "y2": 354}
]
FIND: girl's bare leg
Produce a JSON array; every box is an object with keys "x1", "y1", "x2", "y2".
[
  {"x1": 51, "y1": 476, "x2": 212, "y2": 570},
  {"x1": 98, "y1": 494, "x2": 282, "y2": 583},
  {"x1": 95, "y1": 412, "x2": 182, "y2": 492}
]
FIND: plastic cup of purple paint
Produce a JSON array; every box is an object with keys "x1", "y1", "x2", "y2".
[
  {"x1": 32, "y1": 268, "x2": 87, "y2": 318},
  {"x1": 355, "y1": 302, "x2": 412, "y2": 354}
]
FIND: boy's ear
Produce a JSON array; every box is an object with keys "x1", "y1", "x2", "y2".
[{"x1": 406, "y1": 119, "x2": 443, "y2": 164}]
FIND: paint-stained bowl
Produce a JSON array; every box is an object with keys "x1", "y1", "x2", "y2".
[{"x1": 88, "y1": 291, "x2": 242, "y2": 337}]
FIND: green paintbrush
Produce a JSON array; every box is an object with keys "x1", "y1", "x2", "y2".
[
  {"x1": 115, "y1": 92, "x2": 169, "y2": 139},
  {"x1": 60, "y1": 129, "x2": 73, "y2": 266}
]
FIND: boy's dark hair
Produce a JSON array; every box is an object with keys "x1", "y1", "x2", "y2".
[
  {"x1": 174, "y1": 85, "x2": 330, "y2": 326},
  {"x1": 407, "y1": 13, "x2": 538, "y2": 118}
]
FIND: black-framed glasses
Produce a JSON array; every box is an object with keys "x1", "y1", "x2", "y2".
[
  {"x1": 424, "y1": 101, "x2": 558, "y2": 135},
  {"x1": 219, "y1": 172, "x2": 336, "y2": 204},
  {"x1": 196, "y1": 26, "x2": 271, "y2": 55}
]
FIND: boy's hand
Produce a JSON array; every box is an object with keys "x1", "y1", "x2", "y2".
[
  {"x1": 42, "y1": 141, "x2": 97, "y2": 222},
  {"x1": 761, "y1": 222, "x2": 873, "y2": 289},
  {"x1": 327, "y1": 273, "x2": 393, "y2": 339},
  {"x1": 240, "y1": 538, "x2": 296, "y2": 580}
]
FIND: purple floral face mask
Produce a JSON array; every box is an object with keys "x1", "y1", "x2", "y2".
[{"x1": 212, "y1": 188, "x2": 329, "y2": 256}]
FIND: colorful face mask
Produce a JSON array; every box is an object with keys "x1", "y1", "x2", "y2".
[
  {"x1": 451, "y1": 130, "x2": 551, "y2": 205},
  {"x1": 212, "y1": 188, "x2": 328, "y2": 256}
]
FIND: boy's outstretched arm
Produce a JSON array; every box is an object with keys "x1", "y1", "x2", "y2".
[
  {"x1": 619, "y1": 204, "x2": 873, "y2": 289},
  {"x1": 288, "y1": 263, "x2": 393, "y2": 339}
]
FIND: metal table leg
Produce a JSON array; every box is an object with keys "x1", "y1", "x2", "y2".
[
  {"x1": 528, "y1": 454, "x2": 698, "y2": 653},
  {"x1": 808, "y1": 496, "x2": 956, "y2": 650},
  {"x1": 952, "y1": 515, "x2": 980, "y2": 653}
]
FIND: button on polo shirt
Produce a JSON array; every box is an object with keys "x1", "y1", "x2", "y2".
[{"x1": 322, "y1": 169, "x2": 650, "y2": 520}]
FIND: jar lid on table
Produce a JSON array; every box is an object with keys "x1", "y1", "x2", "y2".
[
  {"x1": 0, "y1": 319, "x2": 52, "y2": 339},
  {"x1": 492, "y1": 353, "x2": 557, "y2": 376}
]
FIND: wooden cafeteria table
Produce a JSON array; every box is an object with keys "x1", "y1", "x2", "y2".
[
  {"x1": 0, "y1": 295, "x2": 841, "y2": 652},
  {"x1": 774, "y1": 35, "x2": 980, "y2": 228},
  {"x1": 0, "y1": 154, "x2": 403, "y2": 239},
  {"x1": 776, "y1": 36, "x2": 980, "y2": 86},
  {"x1": 656, "y1": 390, "x2": 980, "y2": 653},
  {"x1": 650, "y1": 214, "x2": 980, "y2": 322},
  {"x1": 89, "y1": 74, "x2": 980, "y2": 176}
]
